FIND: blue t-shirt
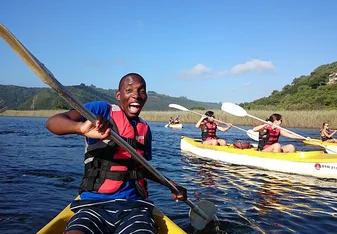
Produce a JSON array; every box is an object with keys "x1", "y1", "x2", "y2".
[{"x1": 80, "y1": 101, "x2": 152, "y2": 200}]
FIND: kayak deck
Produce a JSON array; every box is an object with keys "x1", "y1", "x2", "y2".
[
  {"x1": 303, "y1": 138, "x2": 337, "y2": 146},
  {"x1": 181, "y1": 136, "x2": 337, "y2": 179},
  {"x1": 182, "y1": 136, "x2": 337, "y2": 163},
  {"x1": 169, "y1": 123, "x2": 183, "y2": 128},
  {"x1": 37, "y1": 198, "x2": 186, "y2": 234}
]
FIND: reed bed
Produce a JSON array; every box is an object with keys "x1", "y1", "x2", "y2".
[
  {"x1": 1, "y1": 109, "x2": 337, "y2": 129},
  {"x1": 141, "y1": 110, "x2": 337, "y2": 129},
  {"x1": 0, "y1": 110, "x2": 64, "y2": 118}
]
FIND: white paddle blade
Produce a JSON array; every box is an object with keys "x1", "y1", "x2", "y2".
[
  {"x1": 325, "y1": 146, "x2": 337, "y2": 154},
  {"x1": 247, "y1": 129, "x2": 259, "y2": 141},
  {"x1": 221, "y1": 102, "x2": 247, "y2": 117},
  {"x1": 251, "y1": 143, "x2": 258, "y2": 148},
  {"x1": 189, "y1": 200, "x2": 217, "y2": 230},
  {"x1": 164, "y1": 124, "x2": 169, "y2": 128},
  {"x1": 168, "y1": 104, "x2": 189, "y2": 111}
]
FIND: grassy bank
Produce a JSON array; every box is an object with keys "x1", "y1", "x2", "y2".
[{"x1": 1, "y1": 109, "x2": 337, "y2": 129}]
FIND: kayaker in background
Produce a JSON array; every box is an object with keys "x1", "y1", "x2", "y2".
[
  {"x1": 253, "y1": 113, "x2": 305, "y2": 152},
  {"x1": 45, "y1": 73, "x2": 187, "y2": 234},
  {"x1": 174, "y1": 115, "x2": 180, "y2": 124},
  {"x1": 169, "y1": 116, "x2": 175, "y2": 124},
  {"x1": 320, "y1": 122, "x2": 337, "y2": 143},
  {"x1": 196, "y1": 110, "x2": 232, "y2": 146}
]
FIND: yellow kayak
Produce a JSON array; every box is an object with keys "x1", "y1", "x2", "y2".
[
  {"x1": 303, "y1": 138, "x2": 337, "y2": 154},
  {"x1": 37, "y1": 198, "x2": 186, "y2": 234},
  {"x1": 303, "y1": 138, "x2": 337, "y2": 146},
  {"x1": 169, "y1": 123, "x2": 183, "y2": 129},
  {"x1": 181, "y1": 136, "x2": 337, "y2": 179}
]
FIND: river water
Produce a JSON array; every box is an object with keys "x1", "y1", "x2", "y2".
[{"x1": 0, "y1": 116, "x2": 336, "y2": 233}]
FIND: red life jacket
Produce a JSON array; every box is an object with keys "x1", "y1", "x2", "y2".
[
  {"x1": 258, "y1": 126, "x2": 280, "y2": 150},
  {"x1": 201, "y1": 121, "x2": 217, "y2": 141},
  {"x1": 79, "y1": 104, "x2": 149, "y2": 199}
]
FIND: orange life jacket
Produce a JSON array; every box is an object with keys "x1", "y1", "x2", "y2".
[{"x1": 79, "y1": 104, "x2": 149, "y2": 199}]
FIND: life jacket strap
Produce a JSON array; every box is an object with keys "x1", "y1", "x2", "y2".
[{"x1": 82, "y1": 168, "x2": 143, "y2": 192}]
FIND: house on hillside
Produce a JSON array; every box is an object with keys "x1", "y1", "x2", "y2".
[{"x1": 327, "y1": 72, "x2": 337, "y2": 85}]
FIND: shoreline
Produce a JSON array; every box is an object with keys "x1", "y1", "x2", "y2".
[{"x1": 1, "y1": 109, "x2": 337, "y2": 129}]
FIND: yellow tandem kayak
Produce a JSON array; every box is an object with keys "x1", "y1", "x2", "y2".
[
  {"x1": 181, "y1": 136, "x2": 337, "y2": 179},
  {"x1": 169, "y1": 123, "x2": 183, "y2": 129},
  {"x1": 37, "y1": 198, "x2": 186, "y2": 234},
  {"x1": 303, "y1": 138, "x2": 337, "y2": 154}
]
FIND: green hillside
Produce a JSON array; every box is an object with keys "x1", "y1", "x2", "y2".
[
  {"x1": 241, "y1": 61, "x2": 337, "y2": 110},
  {"x1": 0, "y1": 84, "x2": 219, "y2": 111}
]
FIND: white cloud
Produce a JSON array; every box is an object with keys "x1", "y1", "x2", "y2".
[
  {"x1": 243, "y1": 82, "x2": 251, "y2": 86},
  {"x1": 230, "y1": 59, "x2": 275, "y2": 75},
  {"x1": 178, "y1": 59, "x2": 275, "y2": 79},
  {"x1": 179, "y1": 64, "x2": 211, "y2": 78}
]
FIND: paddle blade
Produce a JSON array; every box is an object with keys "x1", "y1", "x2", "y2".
[
  {"x1": 247, "y1": 129, "x2": 259, "y2": 141},
  {"x1": 169, "y1": 104, "x2": 189, "y2": 111},
  {"x1": 326, "y1": 146, "x2": 337, "y2": 154},
  {"x1": 251, "y1": 143, "x2": 258, "y2": 148},
  {"x1": 164, "y1": 124, "x2": 169, "y2": 128},
  {"x1": 221, "y1": 102, "x2": 247, "y2": 117},
  {"x1": 189, "y1": 200, "x2": 217, "y2": 230}
]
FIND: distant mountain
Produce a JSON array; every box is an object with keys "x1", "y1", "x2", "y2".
[
  {"x1": 0, "y1": 84, "x2": 219, "y2": 111},
  {"x1": 240, "y1": 61, "x2": 337, "y2": 110}
]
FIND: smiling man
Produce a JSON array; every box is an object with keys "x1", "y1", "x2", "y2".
[{"x1": 45, "y1": 73, "x2": 187, "y2": 234}]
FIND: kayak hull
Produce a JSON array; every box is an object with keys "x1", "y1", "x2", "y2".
[
  {"x1": 181, "y1": 136, "x2": 337, "y2": 179},
  {"x1": 169, "y1": 123, "x2": 183, "y2": 129},
  {"x1": 303, "y1": 139, "x2": 337, "y2": 154},
  {"x1": 37, "y1": 198, "x2": 186, "y2": 234}
]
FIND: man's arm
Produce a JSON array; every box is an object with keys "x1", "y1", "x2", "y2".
[
  {"x1": 46, "y1": 109, "x2": 112, "y2": 139},
  {"x1": 45, "y1": 109, "x2": 82, "y2": 135}
]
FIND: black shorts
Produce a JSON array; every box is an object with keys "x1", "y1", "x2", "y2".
[{"x1": 65, "y1": 199, "x2": 157, "y2": 234}]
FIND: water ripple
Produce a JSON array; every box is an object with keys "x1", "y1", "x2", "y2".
[{"x1": 1, "y1": 119, "x2": 337, "y2": 233}]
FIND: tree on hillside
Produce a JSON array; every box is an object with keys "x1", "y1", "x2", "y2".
[{"x1": 241, "y1": 61, "x2": 337, "y2": 110}]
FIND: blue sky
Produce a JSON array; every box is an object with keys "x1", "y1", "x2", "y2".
[{"x1": 1, "y1": 1, "x2": 336, "y2": 104}]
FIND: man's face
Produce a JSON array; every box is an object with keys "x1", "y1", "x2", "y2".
[{"x1": 115, "y1": 75, "x2": 147, "y2": 118}]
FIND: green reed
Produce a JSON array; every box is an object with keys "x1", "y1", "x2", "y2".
[{"x1": 1, "y1": 109, "x2": 337, "y2": 129}]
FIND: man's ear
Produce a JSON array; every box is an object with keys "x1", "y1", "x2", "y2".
[{"x1": 115, "y1": 91, "x2": 120, "y2": 101}]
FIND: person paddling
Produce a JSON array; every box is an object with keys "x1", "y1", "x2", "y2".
[
  {"x1": 253, "y1": 113, "x2": 305, "y2": 152},
  {"x1": 320, "y1": 122, "x2": 337, "y2": 143},
  {"x1": 174, "y1": 115, "x2": 180, "y2": 124},
  {"x1": 196, "y1": 110, "x2": 232, "y2": 146},
  {"x1": 45, "y1": 73, "x2": 187, "y2": 234},
  {"x1": 169, "y1": 116, "x2": 175, "y2": 124}
]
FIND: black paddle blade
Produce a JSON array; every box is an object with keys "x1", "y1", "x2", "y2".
[{"x1": 189, "y1": 200, "x2": 217, "y2": 230}]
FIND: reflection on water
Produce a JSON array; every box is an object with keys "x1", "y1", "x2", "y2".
[
  {"x1": 182, "y1": 152, "x2": 337, "y2": 233},
  {"x1": 0, "y1": 118, "x2": 337, "y2": 233}
]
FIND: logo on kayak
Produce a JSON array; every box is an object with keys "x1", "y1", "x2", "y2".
[
  {"x1": 315, "y1": 163, "x2": 321, "y2": 170},
  {"x1": 321, "y1": 164, "x2": 337, "y2": 170}
]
